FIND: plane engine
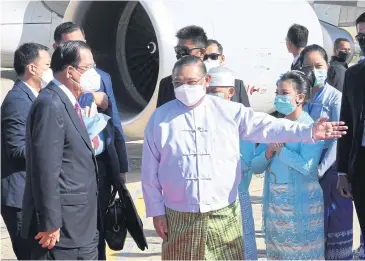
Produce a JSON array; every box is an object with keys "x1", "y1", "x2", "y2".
[
  {"x1": 1, "y1": 0, "x2": 355, "y2": 138},
  {"x1": 63, "y1": 0, "x2": 326, "y2": 138}
]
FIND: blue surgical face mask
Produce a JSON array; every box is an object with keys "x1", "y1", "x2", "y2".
[
  {"x1": 313, "y1": 69, "x2": 327, "y2": 87},
  {"x1": 274, "y1": 95, "x2": 297, "y2": 115},
  {"x1": 209, "y1": 92, "x2": 225, "y2": 99}
]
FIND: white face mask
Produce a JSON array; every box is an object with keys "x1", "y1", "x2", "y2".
[
  {"x1": 33, "y1": 65, "x2": 53, "y2": 89},
  {"x1": 313, "y1": 69, "x2": 327, "y2": 87},
  {"x1": 204, "y1": 59, "x2": 221, "y2": 72},
  {"x1": 72, "y1": 68, "x2": 101, "y2": 93},
  {"x1": 40, "y1": 68, "x2": 54, "y2": 89},
  {"x1": 174, "y1": 84, "x2": 206, "y2": 107}
]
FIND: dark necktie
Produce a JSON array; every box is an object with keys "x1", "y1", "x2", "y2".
[{"x1": 75, "y1": 102, "x2": 99, "y2": 149}]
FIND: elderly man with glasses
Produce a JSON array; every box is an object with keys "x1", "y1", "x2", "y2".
[
  {"x1": 51, "y1": 22, "x2": 129, "y2": 260},
  {"x1": 142, "y1": 55, "x2": 347, "y2": 260}
]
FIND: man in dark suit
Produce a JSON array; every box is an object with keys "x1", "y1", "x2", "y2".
[
  {"x1": 156, "y1": 26, "x2": 250, "y2": 108},
  {"x1": 53, "y1": 21, "x2": 129, "y2": 179},
  {"x1": 22, "y1": 41, "x2": 99, "y2": 260},
  {"x1": 52, "y1": 22, "x2": 129, "y2": 259},
  {"x1": 337, "y1": 12, "x2": 365, "y2": 239},
  {"x1": 204, "y1": 39, "x2": 250, "y2": 106},
  {"x1": 327, "y1": 38, "x2": 351, "y2": 92},
  {"x1": 156, "y1": 25, "x2": 208, "y2": 108},
  {"x1": 285, "y1": 24, "x2": 308, "y2": 70},
  {"x1": 1, "y1": 42, "x2": 52, "y2": 260}
]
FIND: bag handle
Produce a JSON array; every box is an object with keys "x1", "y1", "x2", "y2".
[
  {"x1": 108, "y1": 184, "x2": 127, "y2": 207},
  {"x1": 108, "y1": 187, "x2": 118, "y2": 207},
  {"x1": 106, "y1": 186, "x2": 123, "y2": 233}
]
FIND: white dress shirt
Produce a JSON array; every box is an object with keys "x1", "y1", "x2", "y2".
[
  {"x1": 292, "y1": 54, "x2": 300, "y2": 67},
  {"x1": 21, "y1": 80, "x2": 39, "y2": 97}
]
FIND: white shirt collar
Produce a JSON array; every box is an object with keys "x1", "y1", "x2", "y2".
[
  {"x1": 292, "y1": 54, "x2": 300, "y2": 65},
  {"x1": 52, "y1": 79, "x2": 77, "y2": 106},
  {"x1": 21, "y1": 80, "x2": 39, "y2": 97}
]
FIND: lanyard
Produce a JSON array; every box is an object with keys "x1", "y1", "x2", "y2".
[{"x1": 308, "y1": 83, "x2": 326, "y2": 115}]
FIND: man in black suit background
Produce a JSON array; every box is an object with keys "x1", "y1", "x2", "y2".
[
  {"x1": 204, "y1": 39, "x2": 250, "y2": 106},
  {"x1": 156, "y1": 26, "x2": 250, "y2": 108},
  {"x1": 22, "y1": 41, "x2": 99, "y2": 260},
  {"x1": 1, "y1": 42, "x2": 52, "y2": 260},
  {"x1": 337, "y1": 12, "x2": 365, "y2": 238},
  {"x1": 286, "y1": 24, "x2": 308, "y2": 70},
  {"x1": 156, "y1": 25, "x2": 208, "y2": 108},
  {"x1": 327, "y1": 38, "x2": 351, "y2": 92}
]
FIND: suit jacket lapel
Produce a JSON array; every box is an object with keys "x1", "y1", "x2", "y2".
[
  {"x1": 48, "y1": 84, "x2": 94, "y2": 152},
  {"x1": 15, "y1": 80, "x2": 37, "y2": 102}
]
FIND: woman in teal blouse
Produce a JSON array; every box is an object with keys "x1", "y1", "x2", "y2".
[{"x1": 251, "y1": 71, "x2": 325, "y2": 260}]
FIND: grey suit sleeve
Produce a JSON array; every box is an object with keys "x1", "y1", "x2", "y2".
[{"x1": 29, "y1": 99, "x2": 64, "y2": 232}]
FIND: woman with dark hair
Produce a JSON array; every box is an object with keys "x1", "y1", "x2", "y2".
[
  {"x1": 251, "y1": 71, "x2": 325, "y2": 260},
  {"x1": 301, "y1": 44, "x2": 353, "y2": 260}
]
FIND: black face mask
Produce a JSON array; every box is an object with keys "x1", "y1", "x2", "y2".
[{"x1": 337, "y1": 51, "x2": 350, "y2": 63}]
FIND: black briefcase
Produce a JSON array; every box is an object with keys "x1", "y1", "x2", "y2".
[
  {"x1": 104, "y1": 184, "x2": 148, "y2": 251},
  {"x1": 104, "y1": 188, "x2": 127, "y2": 251},
  {"x1": 118, "y1": 184, "x2": 148, "y2": 251}
]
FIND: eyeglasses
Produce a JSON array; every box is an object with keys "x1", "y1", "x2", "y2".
[
  {"x1": 172, "y1": 74, "x2": 206, "y2": 88},
  {"x1": 356, "y1": 33, "x2": 365, "y2": 43},
  {"x1": 77, "y1": 63, "x2": 96, "y2": 72},
  {"x1": 203, "y1": 53, "x2": 222, "y2": 61},
  {"x1": 174, "y1": 46, "x2": 204, "y2": 59}
]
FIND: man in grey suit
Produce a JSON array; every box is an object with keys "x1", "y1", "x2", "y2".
[
  {"x1": 52, "y1": 22, "x2": 129, "y2": 259},
  {"x1": 22, "y1": 41, "x2": 99, "y2": 260}
]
